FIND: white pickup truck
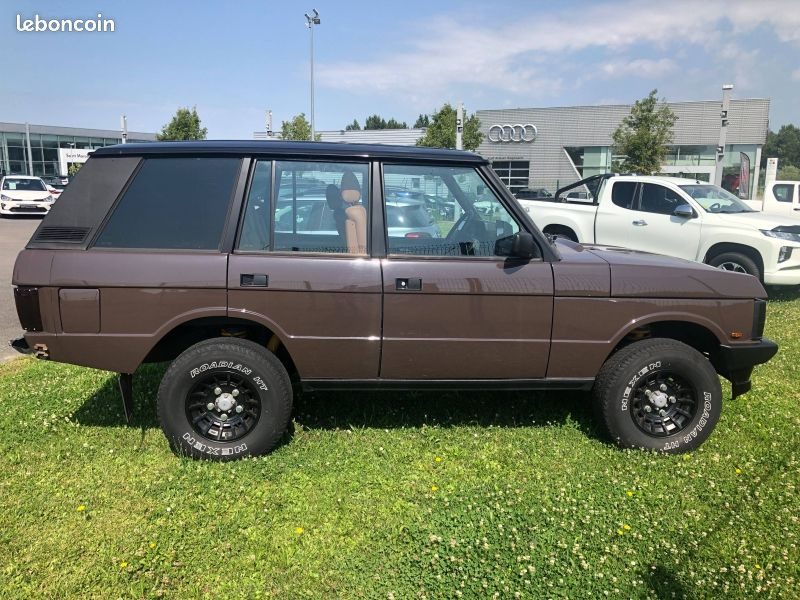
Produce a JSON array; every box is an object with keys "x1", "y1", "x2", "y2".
[
  {"x1": 517, "y1": 174, "x2": 800, "y2": 286},
  {"x1": 745, "y1": 180, "x2": 800, "y2": 216}
]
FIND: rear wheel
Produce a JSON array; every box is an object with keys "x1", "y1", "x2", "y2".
[
  {"x1": 708, "y1": 252, "x2": 761, "y2": 280},
  {"x1": 157, "y1": 337, "x2": 292, "y2": 460},
  {"x1": 592, "y1": 339, "x2": 722, "y2": 453}
]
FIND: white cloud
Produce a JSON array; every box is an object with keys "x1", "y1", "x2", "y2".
[
  {"x1": 317, "y1": 0, "x2": 800, "y2": 106},
  {"x1": 600, "y1": 58, "x2": 677, "y2": 78}
]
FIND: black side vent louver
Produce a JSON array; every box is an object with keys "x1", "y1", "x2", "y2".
[{"x1": 34, "y1": 227, "x2": 91, "y2": 243}]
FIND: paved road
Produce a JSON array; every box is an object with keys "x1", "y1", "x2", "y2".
[{"x1": 0, "y1": 217, "x2": 40, "y2": 360}]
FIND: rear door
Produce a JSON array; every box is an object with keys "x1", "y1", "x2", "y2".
[
  {"x1": 378, "y1": 163, "x2": 553, "y2": 380},
  {"x1": 769, "y1": 182, "x2": 799, "y2": 215},
  {"x1": 228, "y1": 158, "x2": 383, "y2": 380}
]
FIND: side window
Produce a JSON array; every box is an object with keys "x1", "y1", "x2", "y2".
[
  {"x1": 639, "y1": 183, "x2": 684, "y2": 215},
  {"x1": 773, "y1": 184, "x2": 795, "y2": 203},
  {"x1": 238, "y1": 161, "x2": 272, "y2": 251},
  {"x1": 95, "y1": 157, "x2": 240, "y2": 249},
  {"x1": 611, "y1": 181, "x2": 637, "y2": 209},
  {"x1": 383, "y1": 164, "x2": 520, "y2": 257},
  {"x1": 274, "y1": 161, "x2": 369, "y2": 255}
]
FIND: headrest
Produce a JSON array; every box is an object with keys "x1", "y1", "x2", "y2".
[
  {"x1": 341, "y1": 171, "x2": 361, "y2": 204},
  {"x1": 326, "y1": 184, "x2": 343, "y2": 210}
]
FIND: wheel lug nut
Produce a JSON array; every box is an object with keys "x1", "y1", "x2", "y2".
[
  {"x1": 232, "y1": 389, "x2": 239, "y2": 397},
  {"x1": 214, "y1": 387, "x2": 222, "y2": 396},
  {"x1": 669, "y1": 396, "x2": 676, "y2": 404},
  {"x1": 206, "y1": 402, "x2": 215, "y2": 411},
  {"x1": 220, "y1": 414, "x2": 228, "y2": 421},
  {"x1": 644, "y1": 405, "x2": 652, "y2": 413},
  {"x1": 235, "y1": 405, "x2": 244, "y2": 413},
  {"x1": 659, "y1": 409, "x2": 667, "y2": 417},
  {"x1": 659, "y1": 384, "x2": 668, "y2": 392},
  {"x1": 644, "y1": 389, "x2": 652, "y2": 397}
]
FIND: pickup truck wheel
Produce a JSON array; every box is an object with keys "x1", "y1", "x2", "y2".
[
  {"x1": 708, "y1": 252, "x2": 761, "y2": 280},
  {"x1": 592, "y1": 339, "x2": 722, "y2": 454},
  {"x1": 157, "y1": 338, "x2": 292, "y2": 461}
]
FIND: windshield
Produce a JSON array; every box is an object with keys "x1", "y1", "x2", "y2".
[
  {"x1": 3, "y1": 178, "x2": 47, "y2": 192},
  {"x1": 679, "y1": 184, "x2": 755, "y2": 213}
]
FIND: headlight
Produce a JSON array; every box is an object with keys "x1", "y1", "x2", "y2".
[
  {"x1": 760, "y1": 229, "x2": 800, "y2": 243},
  {"x1": 0, "y1": 194, "x2": 10, "y2": 201}
]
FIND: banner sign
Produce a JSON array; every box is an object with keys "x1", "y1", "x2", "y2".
[{"x1": 738, "y1": 152, "x2": 750, "y2": 199}]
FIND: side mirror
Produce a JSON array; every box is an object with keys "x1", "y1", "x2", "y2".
[
  {"x1": 511, "y1": 231, "x2": 537, "y2": 259},
  {"x1": 673, "y1": 204, "x2": 696, "y2": 219}
]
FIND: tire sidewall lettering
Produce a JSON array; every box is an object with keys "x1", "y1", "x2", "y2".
[{"x1": 181, "y1": 432, "x2": 248, "y2": 456}]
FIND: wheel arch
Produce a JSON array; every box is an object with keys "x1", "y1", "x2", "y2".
[
  {"x1": 703, "y1": 242, "x2": 764, "y2": 276},
  {"x1": 143, "y1": 316, "x2": 299, "y2": 379}
]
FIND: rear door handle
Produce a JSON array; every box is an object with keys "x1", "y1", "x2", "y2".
[
  {"x1": 396, "y1": 278, "x2": 422, "y2": 291},
  {"x1": 240, "y1": 273, "x2": 268, "y2": 287},
  {"x1": 632, "y1": 220, "x2": 648, "y2": 226}
]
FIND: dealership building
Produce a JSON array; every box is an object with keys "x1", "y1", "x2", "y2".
[
  {"x1": 304, "y1": 96, "x2": 771, "y2": 200},
  {"x1": 0, "y1": 121, "x2": 156, "y2": 178}
]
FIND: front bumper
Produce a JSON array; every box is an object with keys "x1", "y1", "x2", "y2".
[
  {"x1": 711, "y1": 337, "x2": 779, "y2": 398},
  {"x1": 0, "y1": 201, "x2": 51, "y2": 215}
]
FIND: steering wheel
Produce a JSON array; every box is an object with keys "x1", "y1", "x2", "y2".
[
  {"x1": 708, "y1": 202, "x2": 721, "y2": 212},
  {"x1": 445, "y1": 209, "x2": 485, "y2": 254}
]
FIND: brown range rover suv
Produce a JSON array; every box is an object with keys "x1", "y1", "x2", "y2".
[{"x1": 11, "y1": 141, "x2": 778, "y2": 460}]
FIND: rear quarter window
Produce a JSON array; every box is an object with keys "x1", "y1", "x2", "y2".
[
  {"x1": 94, "y1": 157, "x2": 240, "y2": 250},
  {"x1": 611, "y1": 181, "x2": 637, "y2": 209}
]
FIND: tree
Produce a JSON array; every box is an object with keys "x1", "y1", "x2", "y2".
[
  {"x1": 364, "y1": 114, "x2": 408, "y2": 130},
  {"x1": 67, "y1": 162, "x2": 82, "y2": 177},
  {"x1": 415, "y1": 103, "x2": 483, "y2": 151},
  {"x1": 156, "y1": 106, "x2": 208, "y2": 141},
  {"x1": 778, "y1": 164, "x2": 800, "y2": 181},
  {"x1": 413, "y1": 114, "x2": 430, "y2": 128},
  {"x1": 280, "y1": 113, "x2": 320, "y2": 141},
  {"x1": 345, "y1": 119, "x2": 361, "y2": 131},
  {"x1": 762, "y1": 124, "x2": 800, "y2": 169},
  {"x1": 611, "y1": 89, "x2": 677, "y2": 175}
]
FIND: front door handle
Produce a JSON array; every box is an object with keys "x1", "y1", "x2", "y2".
[
  {"x1": 240, "y1": 273, "x2": 269, "y2": 287},
  {"x1": 396, "y1": 278, "x2": 422, "y2": 291},
  {"x1": 632, "y1": 219, "x2": 648, "y2": 226}
]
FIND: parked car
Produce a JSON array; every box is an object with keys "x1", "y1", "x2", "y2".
[
  {"x1": 12, "y1": 141, "x2": 777, "y2": 460},
  {"x1": 745, "y1": 180, "x2": 800, "y2": 215},
  {"x1": 0, "y1": 175, "x2": 55, "y2": 216},
  {"x1": 517, "y1": 174, "x2": 800, "y2": 285}
]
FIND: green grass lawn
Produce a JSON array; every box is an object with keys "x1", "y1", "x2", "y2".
[{"x1": 1, "y1": 293, "x2": 799, "y2": 599}]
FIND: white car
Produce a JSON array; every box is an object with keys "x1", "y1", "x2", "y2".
[
  {"x1": 0, "y1": 175, "x2": 55, "y2": 216},
  {"x1": 744, "y1": 180, "x2": 800, "y2": 216},
  {"x1": 517, "y1": 174, "x2": 800, "y2": 286}
]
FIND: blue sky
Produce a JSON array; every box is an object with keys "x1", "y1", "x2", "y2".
[{"x1": 1, "y1": 0, "x2": 798, "y2": 137}]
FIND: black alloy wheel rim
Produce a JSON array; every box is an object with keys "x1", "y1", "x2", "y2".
[
  {"x1": 630, "y1": 371, "x2": 698, "y2": 437},
  {"x1": 185, "y1": 371, "x2": 261, "y2": 442}
]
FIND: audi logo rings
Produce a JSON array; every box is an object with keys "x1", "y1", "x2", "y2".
[{"x1": 487, "y1": 123, "x2": 538, "y2": 143}]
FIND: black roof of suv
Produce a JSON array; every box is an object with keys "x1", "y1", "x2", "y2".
[{"x1": 93, "y1": 141, "x2": 486, "y2": 163}]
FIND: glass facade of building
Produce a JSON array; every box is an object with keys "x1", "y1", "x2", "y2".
[{"x1": 0, "y1": 128, "x2": 154, "y2": 177}]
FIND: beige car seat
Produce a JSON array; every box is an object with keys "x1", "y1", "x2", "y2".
[{"x1": 340, "y1": 171, "x2": 366, "y2": 254}]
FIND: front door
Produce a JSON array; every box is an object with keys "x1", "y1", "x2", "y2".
[
  {"x1": 378, "y1": 163, "x2": 553, "y2": 380},
  {"x1": 228, "y1": 159, "x2": 382, "y2": 380},
  {"x1": 596, "y1": 180, "x2": 702, "y2": 261}
]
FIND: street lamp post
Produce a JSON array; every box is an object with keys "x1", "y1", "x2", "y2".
[{"x1": 304, "y1": 9, "x2": 321, "y2": 140}]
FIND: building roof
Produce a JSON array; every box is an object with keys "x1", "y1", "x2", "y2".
[
  {"x1": 92, "y1": 140, "x2": 485, "y2": 163},
  {"x1": 0, "y1": 121, "x2": 156, "y2": 140}
]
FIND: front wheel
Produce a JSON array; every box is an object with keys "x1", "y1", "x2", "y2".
[
  {"x1": 592, "y1": 339, "x2": 722, "y2": 454},
  {"x1": 708, "y1": 252, "x2": 761, "y2": 280},
  {"x1": 157, "y1": 337, "x2": 293, "y2": 460}
]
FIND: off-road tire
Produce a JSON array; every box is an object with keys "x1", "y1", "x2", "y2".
[
  {"x1": 157, "y1": 337, "x2": 292, "y2": 460},
  {"x1": 592, "y1": 338, "x2": 722, "y2": 454},
  {"x1": 708, "y1": 252, "x2": 761, "y2": 280}
]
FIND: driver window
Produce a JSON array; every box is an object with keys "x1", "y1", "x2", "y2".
[
  {"x1": 383, "y1": 164, "x2": 519, "y2": 257},
  {"x1": 639, "y1": 183, "x2": 684, "y2": 215}
]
